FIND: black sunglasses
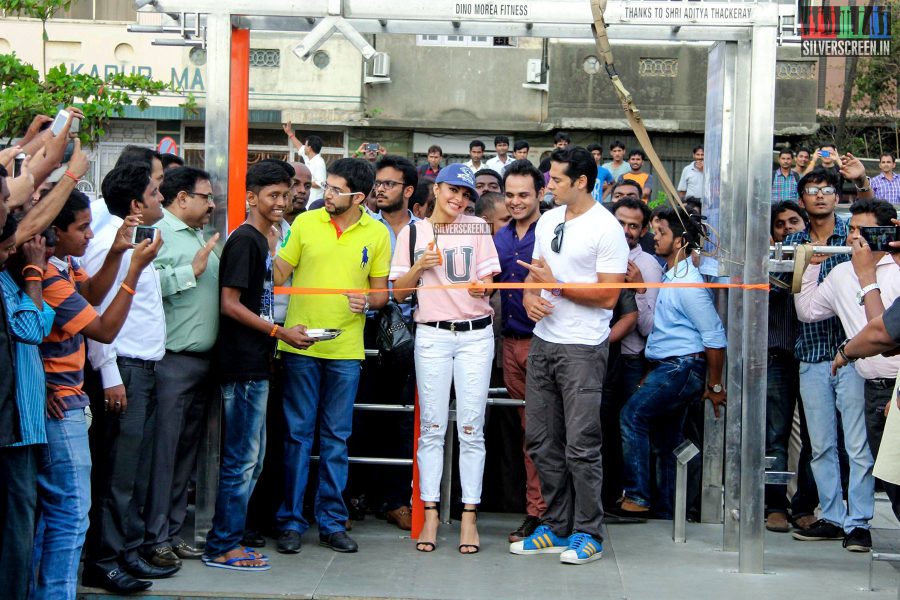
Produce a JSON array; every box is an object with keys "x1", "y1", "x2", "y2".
[{"x1": 551, "y1": 222, "x2": 565, "y2": 253}]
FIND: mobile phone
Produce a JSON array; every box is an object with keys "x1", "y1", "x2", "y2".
[
  {"x1": 821, "y1": 150, "x2": 830, "y2": 158},
  {"x1": 62, "y1": 141, "x2": 74, "y2": 164},
  {"x1": 13, "y1": 153, "x2": 26, "y2": 177},
  {"x1": 49, "y1": 109, "x2": 70, "y2": 137},
  {"x1": 860, "y1": 226, "x2": 900, "y2": 253},
  {"x1": 132, "y1": 226, "x2": 159, "y2": 245},
  {"x1": 70, "y1": 117, "x2": 80, "y2": 134},
  {"x1": 366, "y1": 143, "x2": 379, "y2": 152}
]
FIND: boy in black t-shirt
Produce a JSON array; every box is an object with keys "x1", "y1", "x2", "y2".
[{"x1": 203, "y1": 162, "x2": 316, "y2": 572}]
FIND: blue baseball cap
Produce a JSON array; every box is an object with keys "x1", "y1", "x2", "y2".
[{"x1": 435, "y1": 163, "x2": 479, "y2": 201}]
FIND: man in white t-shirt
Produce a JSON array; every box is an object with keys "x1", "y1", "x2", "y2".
[
  {"x1": 509, "y1": 147, "x2": 629, "y2": 565},
  {"x1": 284, "y1": 123, "x2": 327, "y2": 206}
]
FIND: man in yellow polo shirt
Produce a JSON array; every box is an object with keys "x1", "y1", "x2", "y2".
[{"x1": 272, "y1": 158, "x2": 390, "y2": 554}]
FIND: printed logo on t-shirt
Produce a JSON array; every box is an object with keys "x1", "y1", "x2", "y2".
[
  {"x1": 261, "y1": 254, "x2": 275, "y2": 323},
  {"x1": 361, "y1": 245, "x2": 369, "y2": 268},
  {"x1": 281, "y1": 229, "x2": 291, "y2": 247}
]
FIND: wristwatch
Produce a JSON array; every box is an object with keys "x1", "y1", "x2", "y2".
[
  {"x1": 855, "y1": 176, "x2": 871, "y2": 192},
  {"x1": 837, "y1": 338, "x2": 856, "y2": 363},
  {"x1": 551, "y1": 287, "x2": 563, "y2": 297},
  {"x1": 707, "y1": 383, "x2": 724, "y2": 394},
  {"x1": 856, "y1": 282, "x2": 880, "y2": 305}
]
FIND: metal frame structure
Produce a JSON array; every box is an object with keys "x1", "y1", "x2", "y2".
[{"x1": 133, "y1": 0, "x2": 790, "y2": 575}]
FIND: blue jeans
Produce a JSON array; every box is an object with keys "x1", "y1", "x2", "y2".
[
  {"x1": 277, "y1": 354, "x2": 361, "y2": 535},
  {"x1": 799, "y1": 361, "x2": 874, "y2": 532},
  {"x1": 32, "y1": 408, "x2": 91, "y2": 600},
  {"x1": 621, "y1": 356, "x2": 706, "y2": 518},
  {"x1": 204, "y1": 380, "x2": 269, "y2": 558},
  {"x1": 766, "y1": 350, "x2": 799, "y2": 513}
]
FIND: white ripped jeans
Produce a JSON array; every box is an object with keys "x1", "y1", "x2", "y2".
[{"x1": 414, "y1": 322, "x2": 494, "y2": 504}]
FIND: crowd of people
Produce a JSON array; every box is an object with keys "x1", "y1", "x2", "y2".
[{"x1": 1, "y1": 106, "x2": 899, "y2": 597}]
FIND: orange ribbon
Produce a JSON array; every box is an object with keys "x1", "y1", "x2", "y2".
[{"x1": 274, "y1": 281, "x2": 770, "y2": 295}]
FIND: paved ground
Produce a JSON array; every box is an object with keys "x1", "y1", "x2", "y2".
[{"x1": 76, "y1": 497, "x2": 900, "y2": 600}]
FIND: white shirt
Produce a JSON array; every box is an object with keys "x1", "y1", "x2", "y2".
[
  {"x1": 486, "y1": 155, "x2": 515, "y2": 175},
  {"x1": 532, "y1": 203, "x2": 629, "y2": 345},
  {"x1": 677, "y1": 162, "x2": 704, "y2": 199},
  {"x1": 795, "y1": 254, "x2": 900, "y2": 380},
  {"x1": 83, "y1": 214, "x2": 166, "y2": 389},
  {"x1": 463, "y1": 160, "x2": 487, "y2": 173},
  {"x1": 621, "y1": 245, "x2": 664, "y2": 356},
  {"x1": 302, "y1": 151, "x2": 328, "y2": 204},
  {"x1": 274, "y1": 218, "x2": 292, "y2": 324}
]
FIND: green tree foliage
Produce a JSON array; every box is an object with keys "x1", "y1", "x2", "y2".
[
  {"x1": 0, "y1": 53, "x2": 196, "y2": 146},
  {"x1": 853, "y1": 0, "x2": 900, "y2": 115}
]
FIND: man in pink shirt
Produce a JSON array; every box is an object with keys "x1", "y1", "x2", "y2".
[{"x1": 795, "y1": 198, "x2": 900, "y2": 553}]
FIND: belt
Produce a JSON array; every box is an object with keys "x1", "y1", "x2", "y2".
[
  {"x1": 502, "y1": 331, "x2": 533, "y2": 340},
  {"x1": 866, "y1": 377, "x2": 896, "y2": 389},
  {"x1": 421, "y1": 316, "x2": 492, "y2": 332},
  {"x1": 655, "y1": 352, "x2": 706, "y2": 363},
  {"x1": 117, "y1": 357, "x2": 157, "y2": 370},
  {"x1": 168, "y1": 349, "x2": 212, "y2": 360}
]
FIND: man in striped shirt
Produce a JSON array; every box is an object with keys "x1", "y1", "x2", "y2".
[
  {"x1": 871, "y1": 153, "x2": 900, "y2": 204},
  {"x1": 32, "y1": 190, "x2": 160, "y2": 599},
  {"x1": 0, "y1": 219, "x2": 55, "y2": 600}
]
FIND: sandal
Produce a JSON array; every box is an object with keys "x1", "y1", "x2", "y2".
[
  {"x1": 416, "y1": 505, "x2": 439, "y2": 553},
  {"x1": 203, "y1": 551, "x2": 271, "y2": 572},
  {"x1": 458, "y1": 507, "x2": 480, "y2": 555}
]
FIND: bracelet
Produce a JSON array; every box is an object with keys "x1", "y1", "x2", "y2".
[
  {"x1": 855, "y1": 176, "x2": 871, "y2": 192},
  {"x1": 64, "y1": 170, "x2": 81, "y2": 182},
  {"x1": 22, "y1": 264, "x2": 43, "y2": 276},
  {"x1": 838, "y1": 339, "x2": 856, "y2": 363},
  {"x1": 120, "y1": 282, "x2": 136, "y2": 296},
  {"x1": 24, "y1": 276, "x2": 43, "y2": 282},
  {"x1": 363, "y1": 298, "x2": 370, "y2": 312},
  {"x1": 269, "y1": 324, "x2": 279, "y2": 337}
]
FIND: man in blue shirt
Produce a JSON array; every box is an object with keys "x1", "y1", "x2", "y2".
[
  {"x1": 616, "y1": 207, "x2": 727, "y2": 519},
  {"x1": 0, "y1": 221, "x2": 55, "y2": 600},
  {"x1": 495, "y1": 160, "x2": 546, "y2": 543},
  {"x1": 587, "y1": 144, "x2": 614, "y2": 202}
]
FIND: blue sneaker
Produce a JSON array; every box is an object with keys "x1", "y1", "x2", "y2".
[
  {"x1": 509, "y1": 525, "x2": 569, "y2": 555},
  {"x1": 560, "y1": 532, "x2": 603, "y2": 564}
]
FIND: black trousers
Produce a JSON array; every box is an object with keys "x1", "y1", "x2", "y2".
[
  {"x1": 85, "y1": 359, "x2": 157, "y2": 572},
  {"x1": 0, "y1": 444, "x2": 39, "y2": 600}
]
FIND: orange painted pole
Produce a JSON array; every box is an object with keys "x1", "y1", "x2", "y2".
[
  {"x1": 227, "y1": 28, "x2": 250, "y2": 234},
  {"x1": 411, "y1": 389, "x2": 424, "y2": 540}
]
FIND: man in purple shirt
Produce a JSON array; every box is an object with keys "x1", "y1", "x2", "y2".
[{"x1": 495, "y1": 159, "x2": 546, "y2": 543}]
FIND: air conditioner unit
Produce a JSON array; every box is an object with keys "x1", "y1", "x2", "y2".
[
  {"x1": 525, "y1": 58, "x2": 543, "y2": 83},
  {"x1": 371, "y1": 52, "x2": 390, "y2": 78}
]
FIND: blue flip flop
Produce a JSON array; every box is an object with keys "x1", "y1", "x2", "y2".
[
  {"x1": 203, "y1": 556, "x2": 271, "y2": 572},
  {"x1": 242, "y1": 546, "x2": 269, "y2": 561}
]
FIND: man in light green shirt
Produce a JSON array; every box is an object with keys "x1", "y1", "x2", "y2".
[{"x1": 142, "y1": 166, "x2": 221, "y2": 566}]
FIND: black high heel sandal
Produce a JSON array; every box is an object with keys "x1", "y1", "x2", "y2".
[
  {"x1": 458, "y1": 508, "x2": 480, "y2": 555},
  {"x1": 416, "y1": 505, "x2": 438, "y2": 553}
]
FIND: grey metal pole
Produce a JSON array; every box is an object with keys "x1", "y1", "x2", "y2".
[
  {"x1": 673, "y1": 441, "x2": 700, "y2": 543},
  {"x1": 440, "y1": 408, "x2": 456, "y2": 524},
  {"x1": 193, "y1": 12, "x2": 232, "y2": 544},
  {"x1": 738, "y1": 15, "x2": 778, "y2": 575}
]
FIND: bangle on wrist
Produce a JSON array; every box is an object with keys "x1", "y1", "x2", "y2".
[
  {"x1": 120, "y1": 282, "x2": 136, "y2": 296},
  {"x1": 22, "y1": 264, "x2": 43, "y2": 276},
  {"x1": 838, "y1": 338, "x2": 856, "y2": 363},
  {"x1": 64, "y1": 170, "x2": 81, "y2": 182},
  {"x1": 855, "y1": 176, "x2": 871, "y2": 192},
  {"x1": 269, "y1": 324, "x2": 279, "y2": 338},
  {"x1": 24, "y1": 276, "x2": 43, "y2": 282}
]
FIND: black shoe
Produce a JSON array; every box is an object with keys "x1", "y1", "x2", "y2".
[
  {"x1": 319, "y1": 531, "x2": 358, "y2": 553},
  {"x1": 143, "y1": 545, "x2": 182, "y2": 568},
  {"x1": 82, "y1": 567, "x2": 152, "y2": 594},
  {"x1": 843, "y1": 527, "x2": 872, "y2": 552},
  {"x1": 241, "y1": 530, "x2": 267, "y2": 548},
  {"x1": 508, "y1": 515, "x2": 543, "y2": 543},
  {"x1": 125, "y1": 556, "x2": 180, "y2": 579},
  {"x1": 172, "y1": 541, "x2": 205, "y2": 560},
  {"x1": 277, "y1": 530, "x2": 302, "y2": 554},
  {"x1": 791, "y1": 519, "x2": 844, "y2": 541}
]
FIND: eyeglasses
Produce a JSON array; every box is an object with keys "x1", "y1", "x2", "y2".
[
  {"x1": 324, "y1": 185, "x2": 357, "y2": 197},
  {"x1": 373, "y1": 180, "x2": 404, "y2": 190},
  {"x1": 551, "y1": 222, "x2": 565, "y2": 253},
  {"x1": 803, "y1": 186, "x2": 836, "y2": 196},
  {"x1": 188, "y1": 192, "x2": 215, "y2": 203}
]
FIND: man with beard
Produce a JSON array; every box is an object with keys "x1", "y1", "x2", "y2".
[
  {"x1": 273, "y1": 159, "x2": 390, "y2": 554},
  {"x1": 361, "y1": 155, "x2": 419, "y2": 531}
]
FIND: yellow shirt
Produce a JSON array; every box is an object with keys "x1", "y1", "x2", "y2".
[{"x1": 277, "y1": 207, "x2": 390, "y2": 360}]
